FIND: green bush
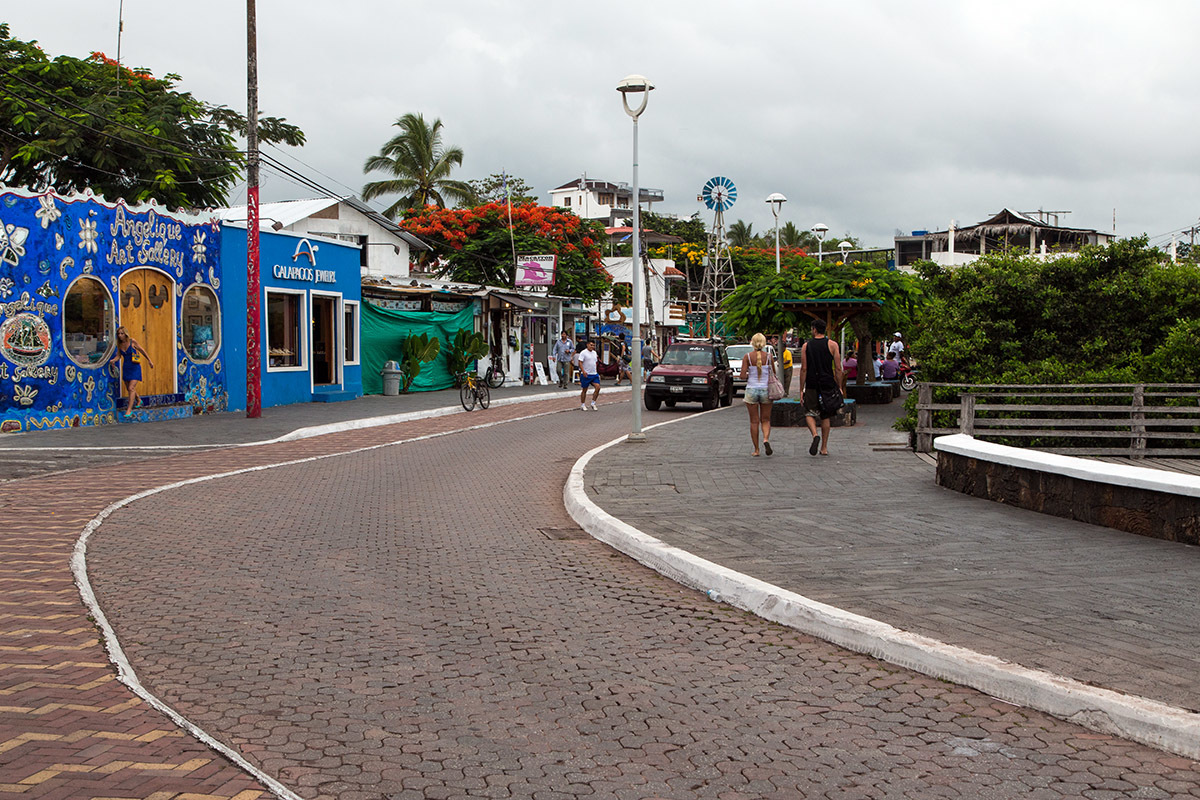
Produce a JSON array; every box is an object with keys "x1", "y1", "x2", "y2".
[
  {"x1": 399, "y1": 333, "x2": 441, "y2": 393},
  {"x1": 446, "y1": 329, "x2": 488, "y2": 385}
]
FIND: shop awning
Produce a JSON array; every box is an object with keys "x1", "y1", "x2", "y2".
[{"x1": 490, "y1": 292, "x2": 539, "y2": 310}]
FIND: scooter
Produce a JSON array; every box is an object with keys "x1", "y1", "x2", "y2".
[{"x1": 897, "y1": 362, "x2": 919, "y2": 392}]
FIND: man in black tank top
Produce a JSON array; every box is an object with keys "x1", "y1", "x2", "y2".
[{"x1": 798, "y1": 319, "x2": 843, "y2": 456}]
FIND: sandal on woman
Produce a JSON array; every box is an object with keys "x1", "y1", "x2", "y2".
[
  {"x1": 763, "y1": 441, "x2": 772, "y2": 456},
  {"x1": 809, "y1": 436, "x2": 820, "y2": 456}
]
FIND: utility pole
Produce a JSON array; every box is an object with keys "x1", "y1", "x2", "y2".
[{"x1": 246, "y1": 0, "x2": 262, "y2": 418}]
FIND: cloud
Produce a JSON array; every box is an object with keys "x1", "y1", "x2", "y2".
[{"x1": 7, "y1": 1, "x2": 1200, "y2": 246}]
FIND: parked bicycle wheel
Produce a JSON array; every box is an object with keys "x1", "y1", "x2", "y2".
[
  {"x1": 460, "y1": 381, "x2": 477, "y2": 411},
  {"x1": 477, "y1": 381, "x2": 490, "y2": 409},
  {"x1": 486, "y1": 365, "x2": 505, "y2": 388}
]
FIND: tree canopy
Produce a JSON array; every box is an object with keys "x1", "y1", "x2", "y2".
[
  {"x1": 721, "y1": 258, "x2": 924, "y2": 380},
  {"x1": 464, "y1": 173, "x2": 537, "y2": 206},
  {"x1": 398, "y1": 203, "x2": 610, "y2": 300},
  {"x1": 0, "y1": 24, "x2": 305, "y2": 209},
  {"x1": 362, "y1": 113, "x2": 475, "y2": 218},
  {"x1": 912, "y1": 237, "x2": 1200, "y2": 385}
]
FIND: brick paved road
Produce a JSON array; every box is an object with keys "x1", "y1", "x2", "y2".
[
  {"x1": 73, "y1": 399, "x2": 1200, "y2": 798},
  {"x1": 0, "y1": 394, "x2": 599, "y2": 799}
]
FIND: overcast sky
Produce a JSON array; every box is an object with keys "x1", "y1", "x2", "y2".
[{"x1": 7, "y1": 2, "x2": 1200, "y2": 249}]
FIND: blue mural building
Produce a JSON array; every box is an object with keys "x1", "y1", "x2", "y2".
[{"x1": 0, "y1": 188, "x2": 224, "y2": 433}]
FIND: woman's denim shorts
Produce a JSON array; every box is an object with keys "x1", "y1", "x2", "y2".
[{"x1": 743, "y1": 387, "x2": 770, "y2": 405}]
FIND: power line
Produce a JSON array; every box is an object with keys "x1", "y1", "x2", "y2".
[
  {"x1": 261, "y1": 141, "x2": 364, "y2": 200},
  {"x1": 0, "y1": 127, "x2": 215, "y2": 189},
  {"x1": 0, "y1": 83, "x2": 241, "y2": 165},
  {"x1": 1, "y1": 64, "x2": 242, "y2": 158}
]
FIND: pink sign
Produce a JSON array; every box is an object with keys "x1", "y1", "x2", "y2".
[{"x1": 515, "y1": 255, "x2": 556, "y2": 287}]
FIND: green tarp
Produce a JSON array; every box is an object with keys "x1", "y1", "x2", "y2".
[{"x1": 360, "y1": 302, "x2": 476, "y2": 394}]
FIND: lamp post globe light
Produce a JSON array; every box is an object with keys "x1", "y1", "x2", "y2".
[
  {"x1": 766, "y1": 193, "x2": 787, "y2": 274},
  {"x1": 617, "y1": 74, "x2": 653, "y2": 442},
  {"x1": 811, "y1": 223, "x2": 829, "y2": 263},
  {"x1": 838, "y1": 240, "x2": 852, "y2": 262}
]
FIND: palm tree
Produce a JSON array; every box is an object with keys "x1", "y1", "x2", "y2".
[
  {"x1": 727, "y1": 219, "x2": 754, "y2": 247},
  {"x1": 779, "y1": 221, "x2": 804, "y2": 248},
  {"x1": 362, "y1": 113, "x2": 476, "y2": 218}
]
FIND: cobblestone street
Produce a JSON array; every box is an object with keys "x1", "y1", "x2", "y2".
[{"x1": 53, "y1": 397, "x2": 1200, "y2": 799}]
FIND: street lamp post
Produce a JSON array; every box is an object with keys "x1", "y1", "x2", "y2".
[
  {"x1": 766, "y1": 193, "x2": 787, "y2": 274},
  {"x1": 766, "y1": 193, "x2": 788, "y2": 388},
  {"x1": 618, "y1": 74, "x2": 653, "y2": 443},
  {"x1": 811, "y1": 223, "x2": 829, "y2": 263},
  {"x1": 838, "y1": 240, "x2": 852, "y2": 263}
]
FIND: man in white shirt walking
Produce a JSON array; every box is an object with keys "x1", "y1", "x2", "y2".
[{"x1": 575, "y1": 339, "x2": 601, "y2": 411}]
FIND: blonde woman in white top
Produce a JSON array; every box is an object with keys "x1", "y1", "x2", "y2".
[{"x1": 738, "y1": 332, "x2": 775, "y2": 456}]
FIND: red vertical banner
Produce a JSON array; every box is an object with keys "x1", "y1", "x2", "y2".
[{"x1": 246, "y1": 186, "x2": 262, "y2": 418}]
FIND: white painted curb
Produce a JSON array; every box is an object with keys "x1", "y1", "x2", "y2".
[
  {"x1": 564, "y1": 416, "x2": 1200, "y2": 760},
  {"x1": 935, "y1": 433, "x2": 1200, "y2": 497}
]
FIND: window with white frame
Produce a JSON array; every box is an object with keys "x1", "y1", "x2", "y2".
[
  {"x1": 343, "y1": 300, "x2": 360, "y2": 365},
  {"x1": 266, "y1": 289, "x2": 304, "y2": 369}
]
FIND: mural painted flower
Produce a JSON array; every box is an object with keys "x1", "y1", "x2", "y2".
[
  {"x1": 0, "y1": 222, "x2": 30, "y2": 266},
  {"x1": 192, "y1": 230, "x2": 207, "y2": 264},
  {"x1": 78, "y1": 219, "x2": 99, "y2": 253},
  {"x1": 0, "y1": 276, "x2": 13, "y2": 298},
  {"x1": 13, "y1": 384, "x2": 38, "y2": 407},
  {"x1": 35, "y1": 195, "x2": 61, "y2": 229}
]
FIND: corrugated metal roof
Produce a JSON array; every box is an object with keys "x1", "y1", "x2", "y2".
[{"x1": 215, "y1": 197, "x2": 429, "y2": 250}]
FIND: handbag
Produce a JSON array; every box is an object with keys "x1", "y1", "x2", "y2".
[
  {"x1": 766, "y1": 360, "x2": 785, "y2": 401},
  {"x1": 818, "y1": 387, "x2": 844, "y2": 415}
]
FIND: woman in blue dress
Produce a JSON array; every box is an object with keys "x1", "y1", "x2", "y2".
[{"x1": 113, "y1": 325, "x2": 154, "y2": 419}]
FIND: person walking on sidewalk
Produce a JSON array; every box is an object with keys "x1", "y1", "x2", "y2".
[
  {"x1": 576, "y1": 339, "x2": 601, "y2": 411},
  {"x1": 552, "y1": 331, "x2": 575, "y2": 389},
  {"x1": 738, "y1": 332, "x2": 775, "y2": 456},
  {"x1": 614, "y1": 339, "x2": 633, "y2": 386},
  {"x1": 113, "y1": 325, "x2": 154, "y2": 420},
  {"x1": 798, "y1": 319, "x2": 843, "y2": 456},
  {"x1": 781, "y1": 344, "x2": 794, "y2": 396},
  {"x1": 641, "y1": 340, "x2": 658, "y2": 379}
]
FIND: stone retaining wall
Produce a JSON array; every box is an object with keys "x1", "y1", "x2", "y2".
[{"x1": 936, "y1": 447, "x2": 1200, "y2": 546}]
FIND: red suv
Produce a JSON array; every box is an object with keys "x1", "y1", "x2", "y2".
[{"x1": 644, "y1": 341, "x2": 734, "y2": 411}]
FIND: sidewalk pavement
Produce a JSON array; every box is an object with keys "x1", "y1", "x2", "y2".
[
  {"x1": 575, "y1": 400, "x2": 1200, "y2": 756},
  {"x1": 0, "y1": 380, "x2": 612, "y2": 480}
]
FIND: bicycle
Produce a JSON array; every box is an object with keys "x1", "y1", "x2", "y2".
[
  {"x1": 458, "y1": 370, "x2": 491, "y2": 411},
  {"x1": 484, "y1": 361, "x2": 505, "y2": 388}
]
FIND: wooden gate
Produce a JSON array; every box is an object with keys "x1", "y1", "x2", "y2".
[{"x1": 118, "y1": 268, "x2": 175, "y2": 396}]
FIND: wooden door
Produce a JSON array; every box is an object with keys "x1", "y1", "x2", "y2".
[
  {"x1": 119, "y1": 269, "x2": 174, "y2": 397},
  {"x1": 311, "y1": 295, "x2": 336, "y2": 385}
]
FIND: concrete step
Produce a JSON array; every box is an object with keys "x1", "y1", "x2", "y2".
[
  {"x1": 311, "y1": 388, "x2": 359, "y2": 403},
  {"x1": 119, "y1": 402, "x2": 194, "y2": 423}
]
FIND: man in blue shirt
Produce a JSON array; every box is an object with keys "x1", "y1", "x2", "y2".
[{"x1": 552, "y1": 331, "x2": 575, "y2": 388}]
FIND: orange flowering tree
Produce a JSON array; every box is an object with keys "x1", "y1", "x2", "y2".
[{"x1": 400, "y1": 202, "x2": 611, "y2": 300}]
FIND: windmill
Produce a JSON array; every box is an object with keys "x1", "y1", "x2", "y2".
[{"x1": 696, "y1": 176, "x2": 738, "y2": 336}]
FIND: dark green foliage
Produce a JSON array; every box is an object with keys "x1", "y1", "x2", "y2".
[
  {"x1": 0, "y1": 23, "x2": 305, "y2": 208},
  {"x1": 446, "y1": 329, "x2": 488, "y2": 383},
  {"x1": 641, "y1": 210, "x2": 707, "y2": 246},
  {"x1": 362, "y1": 113, "x2": 476, "y2": 218},
  {"x1": 912, "y1": 238, "x2": 1200, "y2": 385},
  {"x1": 465, "y1": 173, "x2": 537, "y2": 206},
  {"x1": 399, "y1": 333, "x2": 442, "y2": 393},
  {"x1": 722, "y1": 259, "x2": 924, "y2": 344}
]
